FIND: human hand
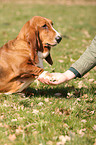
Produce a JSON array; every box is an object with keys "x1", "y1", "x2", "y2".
[
  {"x1": 38, "y1": 70, "x2": 76, "y2": 85},
  {"x1": 38, "y1": 71, "x2": 68, "y2": 85}
]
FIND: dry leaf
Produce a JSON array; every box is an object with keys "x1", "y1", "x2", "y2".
[
  {"x1": 31, "y1": 102, "x2": 33, "y2": 107},
  {"x1": 63, "y1": 123, "x2": 69, "y2": 128},
  {"x1": 56, "y1": 142, "x2": 64, "y2": 145},
  {"x1": 59, "y1": 135, "x2": 70, "y2": 144},
  {"x1": 78, "y1": 81, "x2": 83, "y2": 88},
  {"x1": 0, "y1": 123, "x2": 3, "y2": 127},
  {"x1": 88, "y1": 79, "x2": 94, "y2": 82},
  {"x1": 82, "y1": 94, "x2": 88, "y2": 99},
  {"x1": 94, "y1": 81, "x2": 96, "y2": 84},
  {"x1": 32, "y1": 109, "x2": 39, "y2": 114},
  {"x1": 9, "y1": 134, "x2": 16, "y2": 141},
  {"x1": 54, "y1": 93, "x2": 62, "y2": 96},
  {"x1": 94, "y1": 139, "x2": 96, "y2": 145},
  {"x1": 93, "y1": 125, "x2": 96, "y2": 131},
  {"x1": 32, "y1": 131, "x2": 39, "y2": 135},
  {"x1": 58, "y1": 60, "x2": 64, "y2": 63},
  {"x1": 16, "y1": 126, "x2": 23, "y2": 134},
  {"x1": 70, "y1": 58, "x2": 75, "y2": 62},
  {"x1": 11, "y1": 119, "x2": 17, "y2": 122},
  {"x1": 77, "y1": 128, "x2": 86, "y2": 137},
  {"x1": 82, "y1": 29, "x2": 90, "y2": 38},
  {"x1": 0, "y1": 115, "x2": 4, "y2": 119},
  {"x1": 55, "y1": 107, "x2": 70, "y2": 115},
  {"x1": 44, "y1": 98, "x2": 49, "y2": 102},
  {"x1": 77, "y1": 98, "x2": 81, "y2": 102},
  {"x1": 90, "y1": 111, "x2": 95, "y2": 114},
  {"x1": 4, "y1": 124, "x2": 9, "y2": 129},
  {"x1": 38, "y1": 102, "x2": 43, "y2": 106},
  {"x1": 81, "y1": 119, "x2": 87, "y2": 123},
  {"x1": 46, "y1": 141, "x2": 53, "y2": 145}
]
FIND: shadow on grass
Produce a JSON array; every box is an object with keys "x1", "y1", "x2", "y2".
[{"x1": 22, "y1": 85, "x2": 95, "y2": 98}]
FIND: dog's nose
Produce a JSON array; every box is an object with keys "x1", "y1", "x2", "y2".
[{"x1": 55, "y1": 36, "x2": 62, "y2": 43}]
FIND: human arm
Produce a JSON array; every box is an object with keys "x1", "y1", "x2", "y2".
[
  {"x1": 70, "y1": 35, "x2": 96, "y2": 77},
  {"x1": 38, "y1": 35, "x2": 96, "y2": 85}
]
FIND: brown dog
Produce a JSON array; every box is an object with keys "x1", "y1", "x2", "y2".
[{"x1": 0, "y1": 16, "x2": 62, "y2": 94}]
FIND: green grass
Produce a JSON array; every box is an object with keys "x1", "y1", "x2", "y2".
[{"x1": 0, "y1": 2, "x2": 96, "y2": 145}]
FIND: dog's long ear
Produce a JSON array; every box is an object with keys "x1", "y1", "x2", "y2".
[
  {"x1": 26, "y1": 28, "x2": 39, "y2": 65},
  {"x1": 17, "y1": 21, "x2": 39, "y2": 65},
  {"x1": 45, "y1": 53, "x2": 53, "y2": 65}
]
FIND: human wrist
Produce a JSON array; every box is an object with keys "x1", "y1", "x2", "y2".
[{"x1": 63, "y1": 70, "x2": 76, "y2": 81}]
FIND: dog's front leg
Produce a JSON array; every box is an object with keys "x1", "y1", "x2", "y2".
[{"x1": 19, "y1": 61, "x2": 44, "y2": 77}]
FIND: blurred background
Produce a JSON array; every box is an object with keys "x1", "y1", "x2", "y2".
[{"x1": 0, "y1": 0, "x2": 96, "y2": 5}]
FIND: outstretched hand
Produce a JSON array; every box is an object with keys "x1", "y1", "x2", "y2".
[
  {"x1": 38, "y1": 70, "x2": 76, "y2": 85},
  {"x1": 38, "y1": 72, "x2": 68, "y2": 85}
]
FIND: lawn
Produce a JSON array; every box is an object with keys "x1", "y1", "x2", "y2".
[{"x1": 0, "y1": 1, "x2": 96, "y2": 145}]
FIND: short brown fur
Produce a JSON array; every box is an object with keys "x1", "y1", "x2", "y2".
[{"x1": 0, "y1": 16, "x2": 61, "y2": 94}]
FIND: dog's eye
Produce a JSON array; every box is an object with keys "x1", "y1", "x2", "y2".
[{"x1": 42, "y1": 24, "x2": 48, "y2": 29}]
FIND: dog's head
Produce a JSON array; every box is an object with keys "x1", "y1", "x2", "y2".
[{"x1": 17, "y1": 16, "x2": 62, "y2": 66}]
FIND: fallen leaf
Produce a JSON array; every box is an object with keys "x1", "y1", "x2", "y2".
[
  {"x1": 93, "y1": 125, "x2": 96, "y2": 131},
  {"x1": 90, "y1": 111, "x2": 95, "y2": 114},
  {"x1": 81, "y1": 119, "x2": 87, "y2": 123},
  {"x1": 56, "y1": 142, "x2": 64, "y2": 145},
  {"x1": 54, "y1": 93, "x2": 62, "y2": 96},
  {"x1": 59, "y1": 135, "x2": 70, "y2": 144},
  {"x1": 11, "y1": 119, "x2": 17, "y2": 122},
  {"x1": 0, "y1": 115, "x2": 4, "y2": 119},
  {"x1": 82, "y1": 94, "x2": 88, "y2": 99},
  {"x1": 46, "y1": 141, "x2": 53, "y2": 145},
  {"x1": 9, "y1": 134, "x2": 16, "y2": 141},
  {"x1": 44, "y1": 98, "x2": 49, "y2": 102},
  {"x1": 32, "y1": 109, "x2": 39, "y2": 114},
  {"x1": 94, "y1": 81, "x2": 96, "y2": 84},
  {"x1": 32, "y1": 131, "x2": 39, "y2": 135},
  {"x1": 16, "y1": 126, "x2": 23, "y2": 135},
  {"x1": 31, "y1": 102, "x2": 33, "y2": 107},
  {"x1": 0, "y1": 123, "x2": 3, "y2": 127},
  {"x1": 67, "y1": 92, "x2": 73, "y2": 98},
  {"x1": 63, "y1": 123, "x2": 69, "y2": 128},
  {"x1": 58, "y1": 59, "x2": 64, "y2": 63},
  {"x1": 94, "y1": 139, "x2": 96, "y2": 145},
  {"x1": 82, "y1": 29, "x2": 90, "y2": 38},
  {"x1": 78, "y1": 81, "x2": 83, "y2": 88},
  {"x1": 70, "y1": 58, "x2": 75, "y2": 62},
  {"x1": 38, "y1": 102, "x2": 43, "y2": 106},
  {"x1": 4, "y1": 124, "x2": 9, "y2": 129},
  {"x1": 89, "y1": 79, "x2": 94, "y2": 82},
  {"x1": 55, "y1": 107, "x2": 70, "y2": 115},
  {"x1": 77, "y1": 128, "x2": 86, "y2": 137},
  {"x1": 77, "y1": 98, "x2": 81, "y2": 102}
]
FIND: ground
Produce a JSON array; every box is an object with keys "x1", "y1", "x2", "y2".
[{"x1": 0, "y1": 1, "x2": 96, "y2": 145}]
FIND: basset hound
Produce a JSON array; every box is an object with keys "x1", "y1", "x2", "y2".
[{"x1": 0, "y1": 16, "x2": 62, "y2": 94}]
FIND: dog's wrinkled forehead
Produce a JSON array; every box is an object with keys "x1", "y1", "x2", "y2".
[{"x1": 30, "y1": 16, "x2": 53, "y2": 28}]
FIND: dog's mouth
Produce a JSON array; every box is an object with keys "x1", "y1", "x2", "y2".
[
  {"x1": 44, "y1": 43, "x2": 57, "y2": 48},
  {"x1": 43, "y1": 43, "x2": 55, "y2": 65}
]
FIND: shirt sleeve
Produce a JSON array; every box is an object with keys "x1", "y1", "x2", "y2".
[{"x1": 68, "y1": 35, "x2": 96, "y2": 77}]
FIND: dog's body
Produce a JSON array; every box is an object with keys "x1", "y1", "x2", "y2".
[{"x1": 0, "y1": 16, "x2": 62, "y2": 94}]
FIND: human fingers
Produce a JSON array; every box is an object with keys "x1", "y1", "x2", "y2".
[{"x1": 38, "y1": 78, "x2": 50, "y2": 85}]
